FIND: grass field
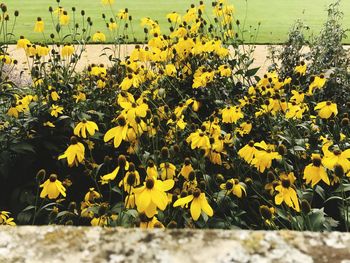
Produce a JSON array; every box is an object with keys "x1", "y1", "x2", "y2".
[{"x1": 4, "y1": 0, "x2": 350, "y2": 44}]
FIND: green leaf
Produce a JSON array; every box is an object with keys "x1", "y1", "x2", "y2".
[
  {"x1": 315, "y1": 185, "x2": 326, "y2": 201},
  {"x1": 55, "y1": 23, "x2": 61, "y2": 33},
  {"x1": 325, "y1": 196, "x2": 343, "y2": 203},
  {"x1": 56, "y1": 211, "x2": 71, "y2": 218},
  {"x1": 10, "y1": 143, "x2": 36, "y2": 154},
  {"x1": 335, "y1": 184, "x2": 350, "y2": 193},
  {"x1": 17, "y1": 211, "x2": 32, "y2": 224},
  {"x1": 110, "y1": 202, "x2": 124, "y2": 213},
  {"x1": 111, "y1": 186, "x2": 123, "y2": 196},
  {"x1": 293, "y1": 145, "x2": 306, "y2": 151},
  {"x1": 125, "y1": 209, "x2": 138, "y2": 218},
  {"x1": 307, "y1": 209, "x2": 326, "y2": 231},
  {"x1": 246, "y1": 67, "x2": 260, "y2": 77},
  {"x1": 21, "y1": 205, "x2": 35, "y2": 212}
]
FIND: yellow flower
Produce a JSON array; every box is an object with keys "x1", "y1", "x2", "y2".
[
  {"x1": 179, "y1": 158, "x2": 194, "y2": 180},
  {"x1": 290, "y1": 90, "x2": 305, "y2": 104},
  {"x1": 133, "y1": 177, "x2": 174, "y2": 218},
  {"x1": 17, "y1": 36, "x2": 31, "y2": 49},
  {"x1": 40, "y1": 174, "x2": 66, "y2": 199},
  {"x1": 101, "y1": 155, "x2": 129, "y2": 184},
  {"x1": 160, "y1": 162, "x2": 176, "y2": 180},
  {"x1": 308, "y1": 74, "x2": 326, "y2": 95},
  {"x1": 104, "y1": 116, "x2": 128, "y2": 148},
  {"x1": 0, "y1": 54, "x2": 12, "y2": 64},
  {"x1": 218, "y1": 65, "x2": 231, "y2": 77},
  {"x1": 34, "y1": 17, "x2": 44, "y2": 32},
  {"x1": 25, "y1": 44, "x2": 37, "y2": 56},
  {"x1": 59, "y1": 11, "x2": 70, "y2": 25},
  {"x1": 36, "y1": 45, "x2": 50, "y2": 57},
  {"x1": 0, "y1": 211, "x2": 16, "y2": 226},
  {"x1": 119, "y1": 168, "x2": 140, "y2": 193},
  {"x1": 91, "y1": 214, "x2": 117, "y2": 226},
  {"x1": 117, "y1": 9, "x2": 128, "y2": 20},
  {"x1": 140, "y1": 215, "x2": 164, "y2": 229},
  {"x1": 121, "y1": 97, "x2": 148, "y2": 122},
  {"x1": 146, "y1": 160, "x2": 158, "y2": 178},
  {"x1": 314, "y1": 101, "x2": 338, "y2": 119},
  {"x1": 84, "y1": 188, "x2": 101, "y2": 203},
  {"x1": 259, "y1": 205, "x2": 275, "y2": 226},
  {"x1": 100, "y1": 166, "x2": 121, "y2": 185},
  {"x1": 92, "y1": 31, "x2": 106, "y2": 42},
  {"x1": 119, "y1": 73, "x2": 141, "y2": 90},
  {"x1": 238, "y1": 141, "x2": 256, "y2": 164},
  {"x1": 53, "y1": 6, "x2": 65, "y2": 16},
  {"x1": 50, "y1": 104, "x2": 64, "y2": 117},
  {"x1": 108, "y1": 21, "x2": 117, "y2": 31},
  {"x1": 61, "y1": 44, "x2": 74, "y2": 57},
  {"x1": 166, "y1": 12, "x2": 181, "y2": 23},
  {"x1": 50, "y1": 91, "x2": 60, "y2": 101},
  {"x1": 221, "y1": 106, "x2": 243, "y2": 123},
  {"x1": 74, "y1": 120, "x2": 99, "y2": 138},
  {"x1": 167, "y1": 115, "x2": 187, "y2": 130},
  {"x1": 192, "y1": 70, "x2": 215, "y2": 88},
  {"x1": 303, "y1": 154, "x2": 330, "y2": 187},
  {"x1": 90, "y1": 65, "x2": 107, "y2": 77},
  {"x1": 294, "y1": 62, "x2": 306, "y2": 76},
  {"x1": 58, "y1": 137, "x2": 85, "y2": 167},
  {"x1": 236, "y1": 121, "x2": 252, "y2": 136},
  {"x1": 275, "y1": 172, "x2": 300, "y2": 212},
  {"x1": 173, "y1": 188, "x2": 213, "y2": 221},
  {"x1": 186, "y1": 98, "x2": 200, "y2": 112},
  {"x1": 186, "y1": 129, "x2": 211, "y2": 150},
  {"x1": 285, "y1": 102, "x2": 308, "y2": 119},
  {"x1": 73, "y1": 92, "x2": 86, "y2": 103},
  {"x1": 220, "y1": 179, "x2": 246, "y2": 198},
  {"x1": 43, "y1": 121, "x2": 55, "y2": 128},
  {"x1": 125, "y1": 193, "x2": 136, "y2": 209},
  {"x1": 251, "y1": 141, "x2": 281, "y2": 173},
  {"x1": 165, "y1": 64, "x2": 177, "y2": 77},
  {"x1": 7, "y1": 107, "x2": 19, "y2": 118},
  {"x1": 322, "y1": 148, "x2": 350, "y2": 172}
]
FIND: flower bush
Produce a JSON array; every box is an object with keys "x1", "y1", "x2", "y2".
[{"x1": 1, "y1": 0, "x2": 350, "y2": 231}]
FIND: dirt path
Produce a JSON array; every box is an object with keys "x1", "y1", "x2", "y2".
[{"x1": 5, "y1": 44, "x2": 275, "y2": 84}]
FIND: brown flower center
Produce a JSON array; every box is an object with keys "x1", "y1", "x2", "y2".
[
  {"x1": 281, "y1": 178, "x2": 291, "y2": 188},
  {"x1": 146, "y1": 178, "x2": 155, "y2": 189},
  {"x1": 193, "y1": 188, "x2": 201, "y2": 198},
  {"x1": 49, "y1": 174, "x2": 57, "y2": 182}
]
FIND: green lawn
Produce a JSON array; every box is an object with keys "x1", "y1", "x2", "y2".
[{"x1": 4, "y1": 0, "x2": 350, "y2": 44}]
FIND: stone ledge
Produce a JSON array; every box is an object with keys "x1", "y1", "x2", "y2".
[{"x1": 1, "y1": 227, "x2": 350, "y2": 263}]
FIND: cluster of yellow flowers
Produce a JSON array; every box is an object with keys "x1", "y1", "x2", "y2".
[{"x1": 1, "y1": 0, "x2": 350, "y2": 230}]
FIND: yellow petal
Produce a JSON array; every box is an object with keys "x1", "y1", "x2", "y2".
[
  {"x1": 190, "y1": 198, "x2": 201, "y2": 221},
  {"x1": 136, "y1": 190, "x2": 151, "y2": 212},
  {"x1": 199, "y1": 194, "x2": 213, "y2": 217},
  {"x1": 173, "y1": 195, "x2": 194, "y2": 207}
]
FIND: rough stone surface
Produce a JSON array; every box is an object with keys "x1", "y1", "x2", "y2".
[{"x1": 1, "y1": 227, "x2": 350, "y2": 263}]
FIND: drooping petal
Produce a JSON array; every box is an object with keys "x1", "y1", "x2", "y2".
[
  {"x1": 190, "y1": 198, "x2": 201, "y2": 221},
  {"x1": 275, "y1": 193, "x2": 283, "y2": 205},
  {"x1": 104, "y1": 127, "x2": 118, "y2": 142},
  {"x1": 158, "y1": 179, "x2": 175, "y2": 191},
  {"x1": 144, "y1": 202, "x2": 157, "y2": 218},
  {"x1": 73, "y1": 122, "x2": 83, "y2": 137},
  {"x1": 136, "y1": 190, "x2": 151, "y2": 212},
  {"x1": 199, "y1": 194, "x2": 213, "y2": 217},
  {"x1": 81, "y1": 125, "x2": 87, "y2": 138},
  {"x1": 173, "y1": 195, "x2": 194, "y2": 207},
  {"x1": 151, "y1": 190, "x2": 168, "y2": 210}
]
